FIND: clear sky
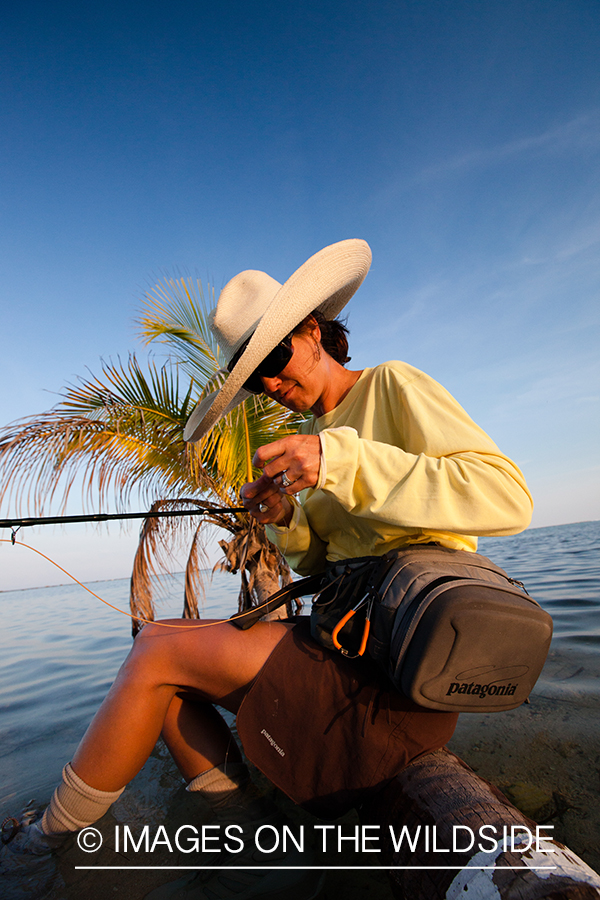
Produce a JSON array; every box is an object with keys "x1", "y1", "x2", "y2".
[{"x1": 1, "y1": 0, "x2": 599, "y2": 590}]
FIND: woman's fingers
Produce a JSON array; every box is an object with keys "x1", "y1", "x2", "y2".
[
  {"x1": 240, "y1": 475, "x2": 278, "y2": 509},
  {"x1": 252, "y1": 437, "x2": 288, "y2": 470},
  {"x1": 259, "y1": 495, "x2": 294, "y2": 526},
  {"x1": 252, "y1": 434, "x2": 321, "y2": 492},
  {"x1": 240, "y1": 476, "x2": 293, "y2": 525},
  {"x1": 242, "y1": 433, "x2": 321, "y2": 527}
]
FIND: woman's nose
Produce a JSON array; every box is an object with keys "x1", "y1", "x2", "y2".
[{"x1": 260, "y1": 375, "x2": 283, "y2": 393}]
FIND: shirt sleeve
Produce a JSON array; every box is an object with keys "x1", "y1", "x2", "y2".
[
  {"x1": 265, "y1": 497, "x2": 329, "y2": 575},
  {"x1": 318, "y1": 367, "x2": 533, "y2": 537}
]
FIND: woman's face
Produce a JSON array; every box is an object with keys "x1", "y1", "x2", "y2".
[{"x1": 259, "y1": 328, "x2": 325, "y2": 414}]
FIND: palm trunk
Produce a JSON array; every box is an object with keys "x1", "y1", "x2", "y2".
[
  {"x1": 252, "y1": 565, "x2": 295, "y2": 618},
  {"x1": 253, "y1": 567, "x2": 285, "y2": 603}
]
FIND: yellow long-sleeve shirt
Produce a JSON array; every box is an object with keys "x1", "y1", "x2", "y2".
[{"x1": 267, "y1": 361, "x2": 533, "y2": 576}]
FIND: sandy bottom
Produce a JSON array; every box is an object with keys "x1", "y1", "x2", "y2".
[{"x1": 449, "y1": 692, "x2": 600, "y2": 873}]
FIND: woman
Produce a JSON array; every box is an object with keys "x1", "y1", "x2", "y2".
[{"x1": 2, "y1": 240, "x2": 533, "y2": 899}]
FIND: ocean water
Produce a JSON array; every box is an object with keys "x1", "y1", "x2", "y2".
[
  {"x1": 0, "y1": 565, "x2": 244, "y2": 819},
  {"x1": 0, "y1": 521, "x2": 599, "y2": 866},
  {"x1": 478, "y1": 520, "x2": 600, "y2": 705}
]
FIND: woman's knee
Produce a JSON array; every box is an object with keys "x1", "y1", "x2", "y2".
[
  {"x1": 120, "y1": 619, "x2": 243, "y2": 685},
  {"x1": 118, "y1": 619, "x2": 195, "y2": 683},
  {"x1": 118, "y1": 618, "x2": 292, "y2": 700}
]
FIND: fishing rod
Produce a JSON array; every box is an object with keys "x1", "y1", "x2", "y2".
[
  {"x1": 0, "y1": 504, "x2": 268, "y2": 631},
  {"x1": 0, "y1": 506, "x2": 247, "y2": 530}
]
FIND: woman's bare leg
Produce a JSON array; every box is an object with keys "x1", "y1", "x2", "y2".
[
  {"x1": 160, "y1": 693, "x2": 243, "y2": 781},
  {"x1": 71, "y1": 618, "x2": 292, "y2": 791}
]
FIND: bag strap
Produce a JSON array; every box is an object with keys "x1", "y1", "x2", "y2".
[{"x1": 228, "y1": 573, "x2": 324, "y2": 631}]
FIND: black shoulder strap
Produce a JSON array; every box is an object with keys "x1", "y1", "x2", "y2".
[{"x1": 229, "y1": 573, "x2": 324, "y2": 630}]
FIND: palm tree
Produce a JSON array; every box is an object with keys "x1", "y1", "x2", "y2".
[{"x1": 0, "y1": 276, "x2": 304, "y2": 633}]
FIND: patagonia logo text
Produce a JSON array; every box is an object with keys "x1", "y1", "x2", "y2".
[
  {"x1": 260, "y1": 729, "x2": 285, "y2": 756},
  {"x1": 446, "y1": 681, "x2": 518, "y2": 698}
]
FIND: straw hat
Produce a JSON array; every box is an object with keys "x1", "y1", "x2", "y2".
[{"x1": 184, "y1": 239, "x2": 372, "y2": 441}]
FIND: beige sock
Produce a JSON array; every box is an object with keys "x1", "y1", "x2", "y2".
[
  {"x1": 186, "y1": 762, "x2": 249, "y2": 798},
  {"x1": 186, "y1": 762, "x2": 274, "y2": 822},
  {"x1": 40, "y1": 763, "x2": 125, "y2": 835}
]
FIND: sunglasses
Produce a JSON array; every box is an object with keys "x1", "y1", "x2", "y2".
[{"x1": 227, "y1": 334, "x2": 294, "y2": 394}]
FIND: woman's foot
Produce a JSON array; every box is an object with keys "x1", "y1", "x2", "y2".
[{"x1": 1, "y1": 811, "x2": 69, "y2": 900}]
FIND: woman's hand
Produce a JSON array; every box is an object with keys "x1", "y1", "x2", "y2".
[
  {"x1": 240, "y1": 473, "x2": 295, "y2": 526},
  {"x1": 254, "y1": 434, "x2": 321, "y2": 493},
  {"x1": 241, "y1": 434, "x2": 321, "y2": 526}
]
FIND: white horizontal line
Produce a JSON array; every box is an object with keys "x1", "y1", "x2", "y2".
[{"x1": 75, "y1": 865, "x2": 558, "y2": 871}]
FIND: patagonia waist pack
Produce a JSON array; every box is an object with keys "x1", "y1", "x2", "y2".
[{"x1": 230, "y1": 545, "x2": 553, "y2": 713}]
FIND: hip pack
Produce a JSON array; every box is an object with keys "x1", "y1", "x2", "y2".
[{"x1": 230, "y1": 545, "x2": 553, "y2": 713}]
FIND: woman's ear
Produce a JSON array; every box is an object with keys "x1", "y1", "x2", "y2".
[
  {"x1": 305, "y1": 314, "x2": 321, "y2": 343},
  {"x1": 293, "y1": 313, "x2": 321, "y2": 346}
]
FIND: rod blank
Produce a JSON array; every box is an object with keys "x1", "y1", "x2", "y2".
[{"x1": 0, "y1": 507, "x2": 246, "y2": 529}]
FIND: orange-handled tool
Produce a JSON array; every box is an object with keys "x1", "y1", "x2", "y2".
[{"x1": 332, "y1": 597, "x2": 372, "y2": 657}]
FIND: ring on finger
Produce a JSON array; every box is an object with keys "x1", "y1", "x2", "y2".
[
  {"x1": 259, "y1": 503, "x2": 268, "y2": 513},
  {"x1": 280, "y1": 470, "x2": 293, "y2": 488}
]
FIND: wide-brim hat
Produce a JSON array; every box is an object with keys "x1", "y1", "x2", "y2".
[{"x1": 183, "y1": 238, "x2": 372, "y2": 442}]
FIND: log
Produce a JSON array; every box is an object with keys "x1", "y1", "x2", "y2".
[{"x1": 360, "y1": 748, "x2": 600, "y2": 900}]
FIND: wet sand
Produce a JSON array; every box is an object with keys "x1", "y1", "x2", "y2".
[{"x1": 449, "y1": 692, "x2": 600, "y2": 872}]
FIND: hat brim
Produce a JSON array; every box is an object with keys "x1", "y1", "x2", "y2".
[
  {"x1": 183, "y1": 386, "x2": 252, "y2": 442},
  {"x1": 184, "y1": 238, "x2": 372, "y2": 442}
]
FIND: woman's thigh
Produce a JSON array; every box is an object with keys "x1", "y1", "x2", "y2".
[{"x1": 124, "y1": 618, "x2": 294, "y2": 713}]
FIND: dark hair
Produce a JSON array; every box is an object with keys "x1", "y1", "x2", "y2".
[{"x1": 293, "y1": 309, "x2": 351, "y2": 365}]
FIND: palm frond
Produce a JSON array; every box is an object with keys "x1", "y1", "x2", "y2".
[
  {"x1": 1, "y1": 273, "x2": 305, "y2": 630},
  {"x1": 215, "y1": 517, "x2": 295, "y2": 612},
  {"x1": 129, "y1": 498, "x2": 193, "y2": 633},
  {"x1": 139, "y1": 276, "x2": 222, "y2": 384},
  {"x1": 129, "y1": 496, "x2": 243, "y2": 635},
  {"x1": 183, "y1": 525, "x2": 207, "y2": 621},
  {"x1": 197, "y1": 388, "x2": 305, "y2": 499},
  {"x1": 0, "y1": 356, "x2": 212, "y2": 515},
  {"x1": 138, "y1": 274, "x2": 306, "y2": 495}
]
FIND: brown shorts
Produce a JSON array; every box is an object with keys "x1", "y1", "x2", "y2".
[{"x1": 236, "y1": 618, "x2": 458, "y2": 818}]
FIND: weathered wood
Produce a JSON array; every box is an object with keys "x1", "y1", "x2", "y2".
[{"x1": 361, "y1": 748, "x2": 600, "y2": 900}]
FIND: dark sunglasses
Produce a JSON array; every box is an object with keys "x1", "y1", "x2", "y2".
[{"x1": 227, "y1": 334, "x2": 294, "y2": 394}]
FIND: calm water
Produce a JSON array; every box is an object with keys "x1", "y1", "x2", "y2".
[{"x1": 0, "y1": 520, "x2": 599, "y2": 822}]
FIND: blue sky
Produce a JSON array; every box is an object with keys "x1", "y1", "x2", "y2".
[{"x1": 1, "y1": 0, "x2": 599, "y2": 589}]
